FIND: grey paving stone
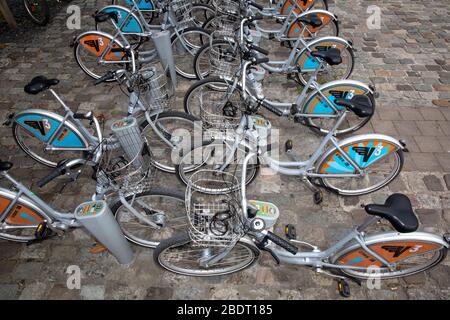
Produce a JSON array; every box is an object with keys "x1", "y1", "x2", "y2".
[
  {"x1": 0, "y1": 284, "x2": 19, "y2": 300},
  {"x1": 423, "y1": 175, "x2": 445, "y2": 191}
]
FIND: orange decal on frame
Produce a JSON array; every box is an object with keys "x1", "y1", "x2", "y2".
[
  {"x1": 337, "y1": 242, "x2": 441, "y2": 268},
  {"x1": 4, "y1": 201, "x2": 44, "y2": 226},
  {"x1": 79, "y1": 35, "x2": 125, "y2": 61},
  {"x1": 281, "y1": 0, "x2": 315, "y2": 15}
]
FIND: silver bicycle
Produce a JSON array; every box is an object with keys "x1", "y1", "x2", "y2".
[
  {"x1": 1, "y1": 115, "x2": 187, "y2": 249},
  {"x1": 154, "y1": 166, "x2": 449, "y2": 296},
  {"x1": 11, "y1": 51, "x2": 201, "y2": 173},
  {"x1": 75, "y1": 0, "x2": 211, "y2": 79},
  {"x1": 186, "y1": 49, "x2": 373, "y2": 136}
]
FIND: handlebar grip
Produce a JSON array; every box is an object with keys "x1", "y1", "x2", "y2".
[
  {"x1": 249, "y1": 1, "x2": 264, "y2": 11},
  {"x1": 251, "y1": 15, "x2": 264, "y2": 21},
  {"x1": 265, "y1": 231, "x2": 298, "y2": 255},
  {"x1": 94, "y1": 71, "x2": 115, "y2": 85},
  {"x1": 253, "y1": 57, "x2": 270, "y2": 65},
  {"x1": 73, "y1": 112, "x2": 93, "y2": 120},
  {"x1": 37, "y1": 166, "x2": 66, "y2": 188},
  {"x1": 250, "y1": 44, "x2": 269, "y2": 56}
]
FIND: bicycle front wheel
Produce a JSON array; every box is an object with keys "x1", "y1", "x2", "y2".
[
  {"x1": 141, "y1": 111, "x2": 203, "y2": 173},
  {"x1": 194, "y1": 40, "x2": 237, "y2": 80},
  {"x1": 176, "y1": 140, "x2": 259, "y2": 194},
  {"x1": 112, "y1": 188, "x2": 187, "y2": 248},
  {"x1": 185, "y1": 3, "x2": 216, "y2": 28},
  {"x1": 171, "y1": 27, "x2": 211, "y2": 79},
  {"x1": 184, "y1": 77, "x2": 243, "y2": 118},
  {"x1": 332, "y1": 233, "x2": 448, "y2": 280},
  {"x1": 154, "y1": 232, "x2": 260, "y2": 276}
]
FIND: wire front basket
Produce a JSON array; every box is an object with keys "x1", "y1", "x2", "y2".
[
  {"x1": 171, "y1": 0, "x2": 193, "y2": 21},
  {"x1": 136, "y1": 66, "x2": 173, "y2": 111},
  {"x1": 97, "y1": 119, "x2": 154, "y2": 195},
  {"x1": 208, "y1": 15, "x2": 241, "y2": 37},
  {"x1": 197, "y1": 85, "x2": 243, "y2": 131},
  {"x1": 186, "y1": 170, "x2": 244, "y2": 247},
  {"x1": 209, "y1": 39, "x2": 240, "y2": 78},
  {"x1": 213, "y1": 0, "x2": 242, "y2": 17}
]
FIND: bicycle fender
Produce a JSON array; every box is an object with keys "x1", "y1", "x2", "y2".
[
  {"x1": 317, "y1": 134, "x2": 403, "y2": 174},
  {"x1": 14, "y1": 110, "x2": 89, "y2": 149}
]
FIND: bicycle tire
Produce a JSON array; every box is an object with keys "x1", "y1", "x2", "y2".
[{"x1": 154, "y1": 232, "x2": 260, "y2": 276}]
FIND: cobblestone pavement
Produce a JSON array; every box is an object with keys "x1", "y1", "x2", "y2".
[{"x1": 0, "y1": 0, "x2": 450, "y2": 300}]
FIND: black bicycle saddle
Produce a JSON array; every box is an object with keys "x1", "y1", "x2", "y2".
[
  {"x1": 24, "y1": 76, "x2": 59, "y2": 95},
  {"x1": 334, "y1": 95, "x2": 374, "y2": 118},
  {"x1": 310, "y1": 48, "x2": 342, "y2": 66},
  {"x1": 298, "y1": 14, "x2": 323, "y2": 28},
  {"x1": 365, "y1": 194, "x2": 419, "y2": 233}
]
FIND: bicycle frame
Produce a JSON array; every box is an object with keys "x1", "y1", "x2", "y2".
[
  {"x1": 239, "y1": 153, "x2": 449, "y2": 273},
  {"x1": 219, "y1": 60, "x2": 369, "y2": 123},
  {"x1": 0, "y1": 171, "x2": 79, "y2": 228},
  {"x1": 216, "y1": 111, "x2": 366, "y2": 180},
  {"x1": 247, "y1": 9, "x2": 337, "y2": 41}
]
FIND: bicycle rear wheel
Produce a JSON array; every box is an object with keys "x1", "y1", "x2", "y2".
[
  {"x1": 73, "y1": 32, "x2": 130, "y2": 80},
  {"x1": 301, "y1": 85, "x2": 375, "y2": 135},
  {"x1": 112, "y1": 0, "x2": 155, "y2": 24},
  {"x1": 317, "y1": 143, "x2": 404, "y2": 196},
  {"x1": 112, "y1": 188, "x2": 187, "y2": 248},
  {"x1": 332, "y1": 233, "x2": 448, "y2": 280},
  {"x1": 295, "y1": 41, "x2": 355, "y2": 86},
  {"x1": 154, "y1": 232, "x2": 260, "y2": 276},
  {"x1": 12, "y1": 122, "x2": 86, "y2": 168}
]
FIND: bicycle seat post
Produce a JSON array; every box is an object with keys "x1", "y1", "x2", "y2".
[{"x1": 48, "y1": 89, "x2": 71, "y2": 113}]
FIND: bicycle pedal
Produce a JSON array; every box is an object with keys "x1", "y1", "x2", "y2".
[
  {"x1": 443, "y1": 233, "x2": 450, "y2": 245},
  {"x1": 337, "y1": 279, "x2": 351, "y2": 298},
  {"x1": 284, "y1": 224, "x2": 297, "y2": 240},
  {"x1": 285, "y1": 139, "x2": 293, "y2": 153},
  {"x1": 27, "y1": 222, "x2": 53, "y2": 246},
  {"x1": 35, "y1": 222, "x2": 51, "y2": 240},
  {"x1": 2, "y1": 113, "x2": 14, "y2": 126},
  {"x1": 313, "y1": 190, "x2": 323, "y2": 205},
  {"x1": 280, "y1": 40, "x2": 289, "y2": 48}
]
